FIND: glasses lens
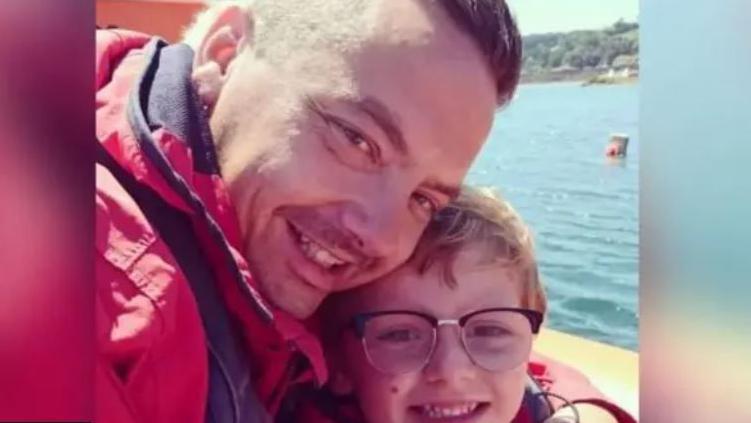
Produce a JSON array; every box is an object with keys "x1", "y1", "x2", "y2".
[
  {"x1": 362, "y1": 313, "x2": 434, "y2": 374},
  {"x1": 462, "y1": 310, "x2": 534, "y2": 371}
]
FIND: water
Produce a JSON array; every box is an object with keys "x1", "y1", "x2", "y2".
[{"x1": 468, "y1": 82, "x2": 639, "y2": 351}]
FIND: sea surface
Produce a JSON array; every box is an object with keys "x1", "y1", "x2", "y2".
[{"x1": 468, "y1": 82, "x2": 639, "y2": 351}]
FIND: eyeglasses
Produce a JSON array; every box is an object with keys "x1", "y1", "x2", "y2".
[{"x1": 349, "y1": 308, "x2": 543, "y2": 375}]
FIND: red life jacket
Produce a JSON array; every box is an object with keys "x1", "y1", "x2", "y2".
[
  {"x1": 518, "y1": 352, "x2": 637, "y2": 423},
  {"x1": 96, "y1": 29, "x2": 326, "y2": 423}
]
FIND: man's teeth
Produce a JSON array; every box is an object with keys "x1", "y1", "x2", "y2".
[
  {"x1": 299, "y1": 234, "x2": 346, "y2": 268},
  {"x1": 420, "y1": 402, "x2": 479, "y2": 419}
]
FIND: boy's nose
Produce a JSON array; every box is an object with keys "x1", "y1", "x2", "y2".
[{"x1": 423, "y1": 326, "x2": 477, "y2": 384}]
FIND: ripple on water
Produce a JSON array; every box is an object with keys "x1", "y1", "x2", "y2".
[{"x1": 469, "y1": 83, "x2": 639, "y2": 350}]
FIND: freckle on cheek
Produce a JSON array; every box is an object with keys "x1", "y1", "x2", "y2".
[{"x1": 391, "y1": 386, "x2": 399, "y2": 394}]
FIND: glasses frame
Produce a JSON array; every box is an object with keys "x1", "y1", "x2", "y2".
[{"x1": 349, "y1": 307, "x2": 543, "y2": 375}]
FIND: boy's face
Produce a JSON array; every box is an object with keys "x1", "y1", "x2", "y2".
[{"x1": 331, "y1": 247, "x2": 530, "y2": 423}]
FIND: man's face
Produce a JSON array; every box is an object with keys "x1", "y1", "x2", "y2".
[{"x1": 207, "y1": 1, "x2": 498, "y2": 318}]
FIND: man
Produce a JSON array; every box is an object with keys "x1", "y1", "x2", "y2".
[{"x1": 95, "y1": 0, "x2": 521, "y2": 422}]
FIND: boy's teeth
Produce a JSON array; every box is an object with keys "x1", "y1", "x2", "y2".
[
  {"x1": 420, "y1": 402, "x2": 479, "y2": 419},
  {"x1": 298, "y1": 233, "x2": 346, "y2": 268}
]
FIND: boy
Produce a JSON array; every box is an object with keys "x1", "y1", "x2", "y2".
[
  {"x1": 293, "y1": 186, "x2": 634, "y2": 423},
  {"x1": 324, "y1": 189, "x2": 546, "y2": 423}
]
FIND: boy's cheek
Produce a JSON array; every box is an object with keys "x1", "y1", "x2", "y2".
[
  {"x1": 490, "y1": 364, "x2": 528, "y2": 421},
  {"x1": 341, "y1": 339, "x2": 406, "y2": 401},
  {"x1": 357, "y1": 373, "x2": 417, "y2": 423}
]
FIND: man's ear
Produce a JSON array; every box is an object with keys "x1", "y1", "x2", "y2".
[{"x1": 192, "y1": 4, "x2": 253, "y2": 112}]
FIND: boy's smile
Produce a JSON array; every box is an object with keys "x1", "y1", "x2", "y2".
[{"x1": 408, "y1": 400, "x2": 492, "y2": 421}]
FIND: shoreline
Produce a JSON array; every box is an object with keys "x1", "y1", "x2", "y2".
[{"x1": 520, "y1": 75, "x2": 639, "y2": 86}]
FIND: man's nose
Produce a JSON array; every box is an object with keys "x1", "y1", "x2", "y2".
[
  {"x1": 340, "y1": 192, "x2": 408, "y2": 261},
  {"x1": 423, "y1": 326, "x2": 477, "y2": 384}
]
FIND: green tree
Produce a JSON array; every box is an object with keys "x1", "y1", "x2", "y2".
[{"x1": 519, "y1": 20, "x2": 639, "y2": 74}]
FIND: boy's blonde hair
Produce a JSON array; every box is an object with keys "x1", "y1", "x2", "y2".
[
  {"x1": 411, "y1": 185, "x2": 547, "y2": 314},
  {"x1": 319, "y1": 186, "x2": 546, "y2": 348}
]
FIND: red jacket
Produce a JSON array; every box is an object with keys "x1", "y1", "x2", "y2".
[{"x1": 95, "y1": 29, "x2": 326, "y2": 423}]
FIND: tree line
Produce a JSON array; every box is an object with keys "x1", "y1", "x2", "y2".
[{"x1": 522, "y1": 20, "x2": 639, "y2": 74}]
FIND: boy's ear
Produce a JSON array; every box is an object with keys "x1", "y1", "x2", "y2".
[
  {"x1": 324, "y1": 344, "x2": 354, "y2": 395},
  {"x1": 192, "y1": 3, "x2": 253, "y2": 111}
]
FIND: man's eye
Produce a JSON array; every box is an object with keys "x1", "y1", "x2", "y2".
[
  {"x1": 412, "y1": 192, "x2": 438, "y2": 215},
  {"x1": 333, "y1": 121, "x2": 375, "y2": 156}
]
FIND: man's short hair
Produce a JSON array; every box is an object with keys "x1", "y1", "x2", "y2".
[
  {"x1": 411, "y1": 186, "x2": 547, "y2": 314},
  {"x1": 438, "y1": 0, "x2": 522, "y2": 107},
  {"x1": 183, "y1": 0, "x2": 522, "y2": 107}
]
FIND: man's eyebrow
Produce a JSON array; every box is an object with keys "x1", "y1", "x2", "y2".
[
  {"x1": 423, "y1": 179, "x2": 461, "y2": 200},
  {"x1": 347, "y1": 96, "x2": 408, "y2": 155}
]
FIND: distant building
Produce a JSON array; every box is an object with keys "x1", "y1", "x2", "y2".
[
  {"x1": 606, "y1": 54, "x2": 639, "y2": 79},
  {"x1": 551, "y1": 64, "x2": 578, "y2": 73},
  {"x1": 612, "y1": 54, "x2": 639, "y2": 70}
]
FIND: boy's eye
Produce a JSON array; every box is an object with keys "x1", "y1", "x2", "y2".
[
  {"x1": 468, "y1": 324, "x2": 511, "y2": 338},
  {"x1": 376, "y1": 328, "x2": 423, "y2": 344}
]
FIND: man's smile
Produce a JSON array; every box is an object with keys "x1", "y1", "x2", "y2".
[
  {"x1": 282, "y1": 211, "x2": 372, "y2": 295},
  {"x1": 288, "y1": 220, "x2": 354, "y2": 270}
]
